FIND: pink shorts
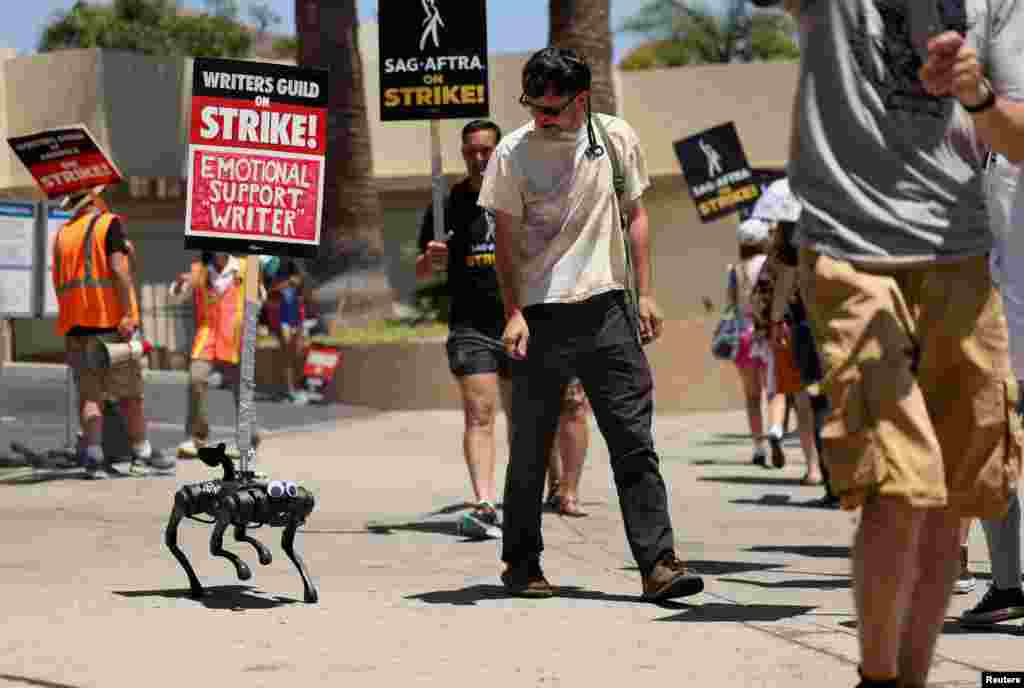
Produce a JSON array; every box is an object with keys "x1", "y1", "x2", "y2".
[{"x1": 733, "y1": 327, "x2": 764, "y2": 370}]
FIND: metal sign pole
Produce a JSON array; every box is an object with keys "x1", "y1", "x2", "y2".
[
  {"x1": 430, "y1": 119, "x2": 447, "y2": 242},
  {"x1": 236, "y1": 254, "x2": 261, "y2": 476}
]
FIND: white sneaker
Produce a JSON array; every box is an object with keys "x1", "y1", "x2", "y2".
[
  {"x1": 177, "y1": 438, "x2": 205, "y2": 459},
  {"x1": 953, "y1": 572, "x2": 977, "y2": 595}
]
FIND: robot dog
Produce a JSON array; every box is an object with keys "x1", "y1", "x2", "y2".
[{"x1": 164, "y1": 442, "x2": 319, "y2": 603}]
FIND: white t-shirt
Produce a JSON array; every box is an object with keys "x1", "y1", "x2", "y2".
[{"x1": 477, "y1": 113, "x2": 650, "y2": 307}]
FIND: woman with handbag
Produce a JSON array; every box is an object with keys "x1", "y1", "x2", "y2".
[{"x1": 724, "y1": 218, "x2": 776, "y2": 466}]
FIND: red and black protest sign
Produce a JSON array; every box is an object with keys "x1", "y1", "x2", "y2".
[
  {"x1": 185, "y1": 57, "x2": 328, "y2": 259},
  {"x1": 379, "y1": 0, "x2": 489, "y2": 121},
  {"x1": 7, "y1": 125, "x2": 122, "y2": 200},
  {"x1": 674, "y1": 122, "x2": 759, "y2": 223}
]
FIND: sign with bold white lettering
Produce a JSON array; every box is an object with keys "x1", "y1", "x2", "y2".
[
  {"x1": 185, "y1": 57, "x2": 328, "y2": 258},
  {"x1": 7, "y1": 125, "x2": 122, "y2": 200}
]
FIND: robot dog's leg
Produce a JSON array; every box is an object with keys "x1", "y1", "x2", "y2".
[
  {"x1": 282, "y1": 518, "x2": 318, "y2": 604},
  {"x1": 210, "y1": 509, "x2": 252, "y2": 581},
  {"x1": 164, "y1": 503, "x2": 205, "y2": 599},
  {"x1": 233, "y1": 524, "x2": 272, "y2": 566}
]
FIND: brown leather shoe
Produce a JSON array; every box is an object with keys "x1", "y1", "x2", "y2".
[
  {"x1": 501, "y1": 559, "x2": 553, "y2": 598},
  {"x1": 642, "y1": 554, "x2": 704, "y2": 602}
]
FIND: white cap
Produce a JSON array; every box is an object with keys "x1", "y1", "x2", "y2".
[
  {"x1": 737, "y1": 218, "x2": 771, "y2": 246},
  {"x1": 752, "y1": 178, "x2": 802, "y2": 223}
]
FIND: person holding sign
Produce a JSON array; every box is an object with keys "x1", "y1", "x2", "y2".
[
  {"x1": 480, "y1": 47, "x2": 703, "y2": 601},
  {"x1": 779, "y1": 2, "x2": 1024, "y2": 686},
  {"x1": 170, "y1": 252, "x2": 266, "y2": 458},
  {"x1": 54, "y1": 190, "x2": 173, "y2": 479},
  {"x1": 415, "y1": 119, "x2": 592, "y2": 538}
]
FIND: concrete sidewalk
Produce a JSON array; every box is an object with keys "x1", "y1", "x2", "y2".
[{"x1": 0, "y1": 408, "x2": 1016, "y2": 687}]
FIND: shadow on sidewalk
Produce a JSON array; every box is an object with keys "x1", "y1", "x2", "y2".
[
  {"x1": 0, "y1": 675, "x2": 82, "y2": 683},
  {"x1": 654, "y1": 601, "x2": 818, "y2": 623},
  {"x1": 408, "y1": 584, "x2": 644, "y2": 606},
  {"x1": 717, "y1": 576, "x2": 852, "y2": 590},
  {"x1": 748, "y1": 545, "x2": 851, "y2": 559},
  {"x1": 0, "y1": 674, "x2": 82, "y2": 688},
  {"x1": 730, "y1": 494, "x2": 842, "y2": 509},
  {"x1": 839, "y1": 619, "x2": 1023, "y2": 637},
  {"x1": 114, "y1": 584, "x2": 301, "y2": 610},
  {"x1": 623, "y1": 560, "x2": 784, "y2": 576},
  {"x1": 701, "y1": 476, "x2": 807, "y2": 487}
]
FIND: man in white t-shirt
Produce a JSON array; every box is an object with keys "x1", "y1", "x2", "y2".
[{"x1": 478, "y1": 47, "x2": 704, "y2": 602}]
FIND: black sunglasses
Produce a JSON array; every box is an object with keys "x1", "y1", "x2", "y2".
[{"x1": 519, "y1": 92, "x2": 579, "y2": 117}]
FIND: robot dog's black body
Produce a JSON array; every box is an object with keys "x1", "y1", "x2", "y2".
[{"x1": 164, "y1": 443, "x2": 318, "y2": 603}]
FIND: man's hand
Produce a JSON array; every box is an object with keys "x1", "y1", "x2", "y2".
[
  {"x1": 117, "y1": 316, "x2": 137, "y2": 339},
  {"x1": 425, "y1": 240, "x2": 449, "y2": 272},
  {"x1": 920, "y1": 32, "x2": 989, "y2": 107},
  {"x1": 502, "y1": 310, "x2": 529, "y2": 359},
  {"x1": 637, "y1": 295, "x2": 664, "y2": 345}
]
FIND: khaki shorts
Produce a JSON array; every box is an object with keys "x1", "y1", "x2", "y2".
[
  {"x1": 67, "y1": 334, "x2": 144, "y2": 404},
  {"x1": 800, "y1": 250, "x2": 1021, "y2": 518}
]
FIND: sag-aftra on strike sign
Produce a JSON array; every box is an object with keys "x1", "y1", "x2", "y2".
[
  {"x1": 379, "y1": 0, "x2": 489, "y2": 121},
  {"x1": 185, "y1": 57, "x2": 328, "y2": 258}
]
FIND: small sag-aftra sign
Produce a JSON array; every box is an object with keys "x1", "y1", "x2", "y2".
[
  {"x1": 674, "y1": 122, "x2": 760, "y2": 223},
  {"x1": 7, "y1": 125, "x2": 123, "y2": 199},
  {"x1": 185, "y1": 57, "x2": 328, "y2": 259},
  {"x1": 379, "y1": 0, "x2": 489, "y2": 121}
]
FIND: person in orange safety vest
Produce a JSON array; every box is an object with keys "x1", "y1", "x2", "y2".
[
  {"x1": 170, "y1": 252, "x2": 264, "y2": 459},
  {"x1": 53, "y1": 189, "x2": 174, "y2": 479}
]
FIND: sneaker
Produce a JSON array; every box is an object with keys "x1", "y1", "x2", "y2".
[
  {"x1": 954, "y1": 545, "x2": 976, "y2": 595},
  {"x1": 501, "y1": 559, "x2": 553, "y2": 598},
  {"x1": 641, "y1": 553, "x2": 705, "y2": 602},
  {"x1": 288, "y1": 390, "x2": 309, "y2": 406},
  {"x1": 82, "y1": 460, "x2": 110, "y2": 480},
  {"x1": 960, "y1": 586, "x2": 1024, "y2": 626},
  {"x1": 474, "y1": 502, "x2": 500, "y2": 527},
  {"x1": 752, "y1": 449, "x2": 767, "y2": 467},
  {"x1": 140, "y1": 448, "x2": 175, "y2": 476},
  {"x1": 769, "y1": 432, "x2": 786, "y2": 468},
  {"x1": 458, "y1": 507, "x2": 501, "y2": 539},
  {"x1": 177, "y1": 438, "x2": 205, "y2": 459}
]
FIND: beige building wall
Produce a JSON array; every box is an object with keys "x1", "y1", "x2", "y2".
[{"x1": 0, "y1": 34, "x2": 801, "y2": 412}]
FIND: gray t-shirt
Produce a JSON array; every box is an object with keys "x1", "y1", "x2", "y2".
[{"x1": 789, "y1": 0, "x2": 1024, "y2": 263}]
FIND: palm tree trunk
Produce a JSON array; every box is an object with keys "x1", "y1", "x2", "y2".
[
  {"x1": 295, "y1": 0, "x2": 391, "y2": 321},
  {"x1": 549, "y1": 0, "x2": 617, "y2": 114}
]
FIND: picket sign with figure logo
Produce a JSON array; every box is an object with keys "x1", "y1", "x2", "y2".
[
  {"x1": 379, "y1": 0, "x2": 490, "y2": 242},
  {"x1": 674, "y1": 122, "x2": 760, "y2": 223}
]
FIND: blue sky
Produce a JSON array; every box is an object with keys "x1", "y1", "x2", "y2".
[{"x1": 3, "y1": 1, "x2": 650, "y2": 61}]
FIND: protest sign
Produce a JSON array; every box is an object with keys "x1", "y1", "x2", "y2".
[
  {"x1": 674, "y1": 122, "x2": 759, "y2": 223},
  {"x1": 7, "y1": 125, "x2": 122, "y2": 200},
  {"x1": 379, "y1": 0, "x2": 489, "y2": 121},
  {"x1": 185, "y1": 57, "x2": 328, "y2": 259}
]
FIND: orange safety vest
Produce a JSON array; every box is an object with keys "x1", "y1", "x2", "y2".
[
  {"x1": 53, "y1": 210, "x2": 137, "y2": 336},
  {"x1": 190, "y1": 258, "x2": 246, "y2": 364}
]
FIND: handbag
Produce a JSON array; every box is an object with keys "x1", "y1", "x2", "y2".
[
  {"x1": 592, "y1": 116, "x2": 645, "y2": 345},
  {"x1": 711, "y1": 303, "x2": 742, "y2": 361}
]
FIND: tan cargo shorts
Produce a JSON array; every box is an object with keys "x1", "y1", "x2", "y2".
[
  {"x1": 66, "y1": 333, "x2": 145, "y2": 404},
  {"x1": 799, "y1": 250, "x2": 1021, "y2": 518}
]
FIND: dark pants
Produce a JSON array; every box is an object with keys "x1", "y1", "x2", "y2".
[{"x1": 501, "y1": 291, "x2": 675, "y2": 575}]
